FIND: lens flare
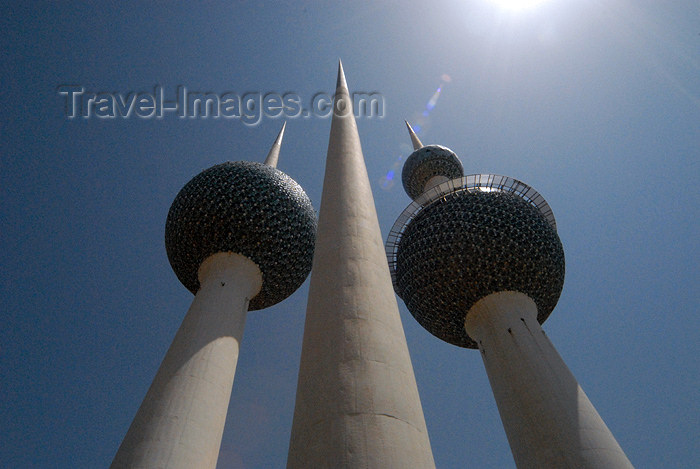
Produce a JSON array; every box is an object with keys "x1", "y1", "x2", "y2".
[{"x1": 380, "y1": 75, "x2": 450, "y2": 191}]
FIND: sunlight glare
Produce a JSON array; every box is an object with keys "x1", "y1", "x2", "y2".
[{"x1": 487, "y1": 0, "x2": 549, "y2": 10}]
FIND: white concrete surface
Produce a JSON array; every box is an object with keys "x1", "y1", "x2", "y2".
[
  {"x1": 111, "y1": 252, "x2": 262, "y2": 469},
  {"x1": 287, "y1": 61, "x2": 435, "y2": 469},
  {"x1": 464, "y1": 291, "x2": 633, "y2": 469}
]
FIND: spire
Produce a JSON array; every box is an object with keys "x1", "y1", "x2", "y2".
[
  {"x1": 336, "y1": 58, "x2": 347, "y2": 89},
  {"x1": 287, "y1": 61, "x2": 435, "y2": 468},
  {"x1": 405, "y1": 120, "x2": 423, "y2": 150},
  {"x1": 263, "y1": 121, "x2": 286, "y2": 168}
]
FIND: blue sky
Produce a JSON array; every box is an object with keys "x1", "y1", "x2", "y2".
[{"x1": 1, "y1": 1, "x2": 698, "y2": 467}]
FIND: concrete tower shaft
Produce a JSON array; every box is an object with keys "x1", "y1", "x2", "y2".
[
  {"x1": 465, "y1": 291, "x2": 634, "y2": 469},
  {"x1": 113, "y1": 127, "x2": 315, "y2": 469},
  {"x1": 111, "y1": 253, "x2": 261, "y2": 469},
  {"x1": 287, "y1": 62, "x2": 435, "y2": 469}
]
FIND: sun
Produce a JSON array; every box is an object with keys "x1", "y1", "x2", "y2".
[{"x1": 486, "y1": 0, "x2": 549, "y2": 10}]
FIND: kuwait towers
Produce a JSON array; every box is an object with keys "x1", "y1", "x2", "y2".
[
  {"x1": 386, "y1": 124, "x2": 633, "y2": 468},
  {"x1": 111, "y1": 125, "x2": 316, "y2": 468},
  {"x1": 287, "y1": 62, "x2": 436, "y2": 468}
]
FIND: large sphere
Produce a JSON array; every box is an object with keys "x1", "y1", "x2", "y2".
[
  {"x1": 394, "y1": 189, "x2": 564, "y2": 348},
  {"x1": 402, "y1": 145, "x2": 463, "y2": 200},
  {"x1": 165, "y1": 161, "x2": 316, "y2": 310}
]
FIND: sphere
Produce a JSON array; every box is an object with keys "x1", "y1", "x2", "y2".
[
  {"x1": 402, "y1": 145, "x2": 464, "y2": 200},
  {"x1": 165, "y1": 161, "x2": 316, "y2": 310},
  {"x1": 394, "y1": 189, "x2": 564, "y2": 348}
]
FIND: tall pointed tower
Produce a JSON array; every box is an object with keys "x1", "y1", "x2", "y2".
[
  {"x1": 386, "y1": 124, "x2": 632, "y2": 468},
  {"x1": 111, "y1": 125, "x2": 316, "y2": 469},
  {"x1": 287, "y1": 62, "x2": 435, "y2": 468}
]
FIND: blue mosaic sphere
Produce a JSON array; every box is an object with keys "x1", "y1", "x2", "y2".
[
  {"x1": 394, "y1": 189, "x2": 565, "y2": 348},
  {"x1": 402, "y1": 145, "x2": 464, "y2": 200},
  {"x1": 165, "y1": 161, "x2": 316, "y2": 310}
]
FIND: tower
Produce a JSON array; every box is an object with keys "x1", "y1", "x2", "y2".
[
  {"x1": 287, "y1": 62, "x2": 436, "y2": 468},
  {"x1": 111, "y1": 125, "x2": 316, "y2": 469},
  {"x1": 385, "y1": 123, "x2": 633, "y2": 468}
]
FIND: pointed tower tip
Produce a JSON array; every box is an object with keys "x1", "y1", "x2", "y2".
[
  {"x1": 263, "y1": 121, "x2": 286, "y2": 168},
  {"x1": 278, "y1": 120, "x2": 287, "y2": 139},
  {"x1": 336, "y1": 59, "x2": 348, "y2": 91},
  {"x1": 405, "y1": 121, "x2": 424, "y2": 150}
]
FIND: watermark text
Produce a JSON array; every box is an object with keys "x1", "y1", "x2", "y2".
[{"x1": 57, "y1": 85, "x2": 384, "y2": 125}]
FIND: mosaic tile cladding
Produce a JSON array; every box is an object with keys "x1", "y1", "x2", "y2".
[
  {"x1": 165, "y1": 161, "x2": 316, "y2": 310},
  {"x1": 402, "y1": 145, "x2": 464, "y2": 200},
  {"x1": 394, "y1": 189, "x2": 565, "y2": 348}
]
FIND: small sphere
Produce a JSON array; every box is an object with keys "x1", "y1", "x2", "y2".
[
  {"x1": 165, "y1": 161, "x2": 316, "y2": 310},
  {"x1": 394, "y1": 189, "x2": 565, "y2": 348},
  {"x1": 402, "y1": 145, "x2": 464, "y2": 200}
]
